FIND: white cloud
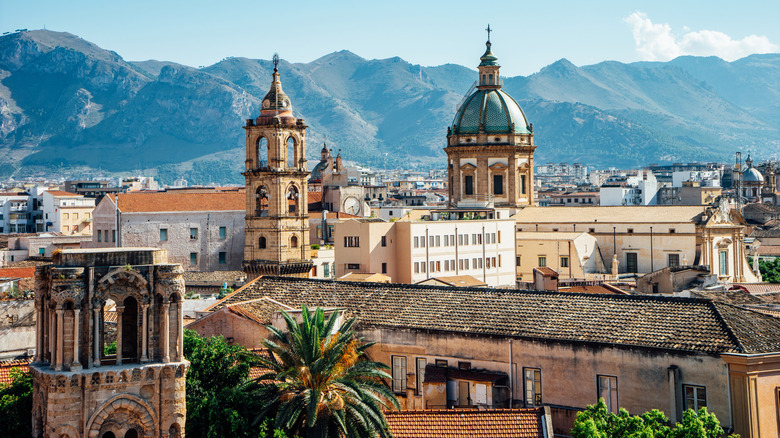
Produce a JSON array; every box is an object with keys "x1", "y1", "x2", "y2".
[{"x1": 625, "y1": 12, "x2": 779, "y2": 61}]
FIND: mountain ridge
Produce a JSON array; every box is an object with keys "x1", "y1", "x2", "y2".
[{"x1": 0, "y1": 29, "x2": 777, "y2": 184}]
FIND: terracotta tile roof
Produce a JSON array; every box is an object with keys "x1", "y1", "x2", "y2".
[
  {"x1": 419, "y1": 275, "x2": 487, "y2": 287},
  {"x1": 0, "y1": 358, "x2": 32, "y2": 385},
  {"x1": 514, "y1": 206, "x2": 705, "y2": 224},
  {"x1": 757, "y1": 245, "x2": 780, "y2": 256},
  {"x1": 559, "y1": 285, "x2": 626, "y2": 295},
  {"x1": 182, "y1": 271, "x2": 247, "y2": 285},
  {"x1": 210, "y1": 276, "x2": 780, "y2": 354},
  {"x1": 534, "y1": 267, "x2": 558, "y2": 277},
  {"x1": 45, "y1": 190, "x2": 82, "y2": 197},
  {"x1": 0, "y1": 267, "x2": 37, "y2": 279},
  {"x1": 695, "y1": 290, "x2": 766, "y2": 306},
  {"x1": 385, "y1": 407, "x2": 547, "y2": 438},
  {"x1": 0, "y1": 192, "x2": 27, "y2": 197},
  {"x1": 114, "y1": 191, "x2": 245, "y2": 213},
  {"x1": 730, "y1": 283, "x2": 780, "y2": 295}
]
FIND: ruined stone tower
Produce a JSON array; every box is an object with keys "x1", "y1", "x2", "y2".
[
  {"x1": 31, "y1": 248, "x2": 187, "y2": 438},
  {"x1": 242, "y1": 55, "x2": 312, "y2": 279}
]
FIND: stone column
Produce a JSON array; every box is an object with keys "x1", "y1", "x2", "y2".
[
  {"x1": 72, "y1": 307, "x2": 81, "y2": 369},
  {"x1": 42, "y1": 305, "x2": 49, "y2": 363},
  {"x1": 93, "y1": 306, "x2": 101, "y2": 367},
  {"x1": 162, "y1": 302, "x2": 170, "y2": 362},
  {"x1": 177, "y1": 301, "x2": 184, "y2": 361},
  {"x1": 116, "y1": 305, "x2": 124, "y2": 365},
  {"x1": 55, "y1": 307, "x2": 64, "y2": 371},
  {"x1": 34, "y1": 303, "x2": 43, "y2": 362},
  {"x1": 141, "y1": 304, "x2": 149, "y2": 363},
  {"x1": 48, "y1": 307, "x2": 55, "y2": 368}
]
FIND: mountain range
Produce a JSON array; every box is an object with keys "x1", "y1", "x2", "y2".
[{"x1": 0, "y1": 30, "x2": 778, "y2": 184}]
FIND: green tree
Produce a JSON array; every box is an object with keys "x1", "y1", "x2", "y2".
[
  {"x1": 184, "y1": 329, "x2": 265, "y2": 438},
  {"x1": 571, "y1": 399, "x2": 739, "y2": 438},
  {"x1": 758, "y1": 257, "x2": 780, "y2": 283},
  {"x1": 0, "y1": 368, "x2": 33, "y2": 437},
  {"x1": 253, "y1": 305, "x2": 399, "y2": 438}
]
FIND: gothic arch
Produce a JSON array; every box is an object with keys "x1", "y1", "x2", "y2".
[
  {"x1": 96, "y1": 269, "x2": 149, "y2": 302},
  {"x1": 286, "y1": 184, "x2": 300, "y2": 214},
  {"x1": 256, "y1": 136, "x2": 269, "y2": 168},
  {"x1": 85, "y1": 394, "x2": 157, "y2": 438}
]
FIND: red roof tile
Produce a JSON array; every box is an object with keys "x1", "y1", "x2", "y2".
[
  {"x1": 0, "y1": 358, "x2": 32, "y2": 385},
  {"x1": 385, "y1": 408, "x2": 547, "y2": 438},
  {"x1": 114, "y1": 191, "x2": 245, "y2": 213},
  {"x1": 0, "y1": 267, "x2": 37, "y2": 279},
  {"x1": 45, "y1": 190, "x2": 82, "y2": 197}
]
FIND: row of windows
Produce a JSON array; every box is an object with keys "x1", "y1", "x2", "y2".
[
  {"x1": 96, "y1": 230, "x2": 116, "y2": 243},
  {"x1": 392, "y1": 358, "x2": 709, "y2": 414},
  {"x1": 188, "y1": 252, "x2": 228, "y2": 266},
  {"x1": 517, "y1": 227, "x2": 678, "y2": 234},
  {"x1": 62, "y1": 212, "x2": 91, "y2": 220},
  {"x1": 413, "y1": 232, "x2": 501, "y2": 249},
  {"x1": 463, "y1": 174, "x2": 528, "y2": 196},
  {"x1": 414, "y1": 256, "x2": 502, "y2": 274},
  {"x1": 159, "y1": 227, "x2": 228, "y2": 242},
  {"x1": 62, "y1": 224, "x2": 90, "y2": 233}
]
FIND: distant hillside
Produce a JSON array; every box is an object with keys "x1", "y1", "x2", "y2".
[{"x1": 0, "y1": 30, "x2": 777, "y2": 184}]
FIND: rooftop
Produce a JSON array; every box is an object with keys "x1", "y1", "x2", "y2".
[
  {"x1": 210, "y1": 276, "x2": 780, "y2": 355},
  {"x1": 0, "y1": 358, "x2": 31, "y2": 385},
  {"x1": 108, "y1": 191, "x2": 245, "y2": 213},
  {"x1": 385, "y1": 407, "x2": 548, "y2": 438},
  {"x1": 513, "y1": 206, "x2": 705, "y2": 224}
]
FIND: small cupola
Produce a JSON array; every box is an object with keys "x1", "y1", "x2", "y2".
[
  {"x1": 478, "y1": 25, "x2": 500, "y2": 88},
  {"x1": 261, "y1": 54, "x2": 293, "y2": 114}
]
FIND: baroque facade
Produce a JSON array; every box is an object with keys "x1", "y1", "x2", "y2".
[
  {"x1": 242, "y1": 57, "x2": 312, "y2": 279},
  {"x1": 31, "y1": 248, "x2": 188, "y2": 438},
  {"x1": 445, "y1": 36, "x2": 536, "y2": 209}
]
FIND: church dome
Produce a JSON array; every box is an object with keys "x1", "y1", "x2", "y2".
[
  {"x1": 743, "y1": 167, "x2": 764, "y2": 183},
  {"x1": 451, "y1": 88, "x2": 531, "y2": 135}
]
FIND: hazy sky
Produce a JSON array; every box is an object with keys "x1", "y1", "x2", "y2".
[{"x1": 2, "y1": 0, "x2": 778, "y2": 76}]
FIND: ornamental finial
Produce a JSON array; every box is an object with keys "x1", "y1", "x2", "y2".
[
  {"x1": 272, "y1": 53, "x2": 279, "y2": 71},
  {"x1": 486, "y1": 24, "x2": 492, "y2": 42}
]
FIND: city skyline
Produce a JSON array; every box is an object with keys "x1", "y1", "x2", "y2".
[{"x1": 1, "y1": 0, "x2": 778, "y2": 76}]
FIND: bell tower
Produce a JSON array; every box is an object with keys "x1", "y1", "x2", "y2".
[{"x1": 242, "y1": 54, "x2": 312, "y2": 279}]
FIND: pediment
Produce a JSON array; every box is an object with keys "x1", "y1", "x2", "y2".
[
  {"x1": 489, "y1": 162, "x2": 508, "y2": 171},
  {"x1": 460, "y1": 163, "x2": 477, "y2": 172}
]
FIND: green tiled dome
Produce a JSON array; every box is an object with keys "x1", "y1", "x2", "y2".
[{"x1": 451, "y1": 89, "x2": 531, "y2": 135}]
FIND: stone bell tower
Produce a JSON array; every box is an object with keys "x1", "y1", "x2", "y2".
[
  {"x1": 31, "y1": 248, "x2": 188, "y2": 438},
  {"x1": 242, "y1": 54, "x2": 312, "y2": 279}
]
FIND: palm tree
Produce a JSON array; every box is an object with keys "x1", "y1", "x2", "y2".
[{"x1": 253, "y1": 304, "x2": 400, "y2": 438}]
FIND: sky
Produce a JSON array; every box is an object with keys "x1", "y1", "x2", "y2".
[{"x1": 1, "y1": 0, "x2": 779, "y2": 76}]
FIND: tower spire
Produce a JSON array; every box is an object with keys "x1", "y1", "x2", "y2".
[{"x1": 486, "y1": 24, "x2": 492, "y2": 42}]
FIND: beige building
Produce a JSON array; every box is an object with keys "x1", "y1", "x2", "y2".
[
  {"x1": 515, "y1": 232, "x2": 606, "y2": 281},
  {"x1": 88, "y1": 190, "x2": 246, "y2": 272},
  {"x1": 42, "y1": 190, "x2": 95, "y2": 235},
  {"x1": 513, "y1": 204, "x2": 758, "y2": 282},
  {"x1": 31, "y1": 248, "x2": 188, "y2": 438},
  {"x1": 198, "y1": 275, "x2": 780, "y2": 438},
  {"x1": 334, "y1": 214, "x2": 516, "y2": 287}
]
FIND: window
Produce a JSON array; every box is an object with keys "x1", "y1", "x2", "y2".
[
  {"x1": 104, "y1": 230, "x2": 109, "y2": 242},
  {"x1": 112, "y1": 230, "x2": 116, "y2": 242},
  {"x1": 392, "y1": 356, "x2": 407, "y2": 393},
  {"x1": 190, "y1": 228, "x2": 198, "y2": 239},
  {"x1": 683, "y1": 385, "x2": 706, "y2": 411},
  {"x1": 627, "y1": 228, "x2": 634, "y2": 234},
  {"x1": 381, "y1": 262, "x2": 387, "y2": 274},
  {"x1": 465, "y1": 175, "x2": 474, "y2": 195},
  {"x1": 435, "y1": 235, "x2": 440, "y2": 247},
  {"x1": 589, "y1": 228, "x2": 595, "y2": 233},
  {"x1": 521, "y1": 174, "x2": 527, "y2": 194},
  {"x1": 259, "y1": 236, "x2": 267, "y2": 249},
  {"x1": 458, "y1": 234, "x2": 464, "y2": 245},
  {"x1": 98, "y1": 230, "x2": 102, "y2": 242},
  {"x1": 63, "y1": 225, "x2": 69, "y2": 232},
  {"x1": 324, "y1": 263, "x2": 330, "y2": 277},
  {"x1": 344, "y1": 236, "x2": 360, "y2": 247},
  {"x1": 381, "y1": 236, "x2": 387, "y2": 247},
  {"x1": 524, "y1": 368, "x2": 542, "y2": 407},
  {"x1": 160, "y1": 229, "x2": 168, "y2": 241},
  {"x1": 414, "y1": 236, "x2": 419, "y2": 248},
  {"x1": 516, "y1": 256, "x2": 522, "y2": 266},
  {"x1": 668, "y1": 253, "x2": 680, "y2": 267},
  {"x1": 73, "y1": 213, "x2": 79, "y2": 220},
  {"x1": 435, "y1": 359, "x2": 448, "y2": 367},
  {"x1": 598, "y1": 375, "x2": 618, "y2": 413},
  {"x1": 346, "y1": 263, "x2": 360, "y2": 270},
  {"x1": 626, "y1": 252, "x2": 638, "y2": 273},
  {"x1": 458, "y1": 361, "x2": 471, "y2": 370},
  {"x1": 435, "y1": 261, "x2": 441, "y2": 272},
  {"x1": 429, "y1": 236, "x2": 434, "y2": 247},
  {"x1": 218, "y1": 252, "x2": 226, "y2": 264},
  {"x1": 498, "y1": 231, "x2": 501, "y2": 243},
  {"x1": 444, "y1": 235, "x2": 449, "y2": 246},
  {"x1": 464, "y1": 259, "x2": 470, "y2": 270},
  {"x1": 416, "y1": 358, "x2": 427, "y2": 395},
  {"x1": 444, "y1": 260, "x2": 449, "y2": 271},
  {"x1": 719, "y1": 250, "x2": 728, "y2": 275},
  {"x1": 414, "y1": 262, "x2": 420, "y2": 274},
  {"x1": 189, "y1": 253, "x2": 197, "y2": 266},
  {"x1": 560, "y1": 256, "x2": 569, "y2": 268},
  {"x1": 421, "y1": 262, "x2": 426, "y2": 273},
  {"x1": 38, "y1": 247, "x2": 45, "y2": 256},
  {"x1": 493, "y1": 174, "x2": 504, "y2": 195},
  {"x1": 63, "y1": 213, "x2": 69, "y2": 220},
  {"x1": 538, "y1": 256, "x2": 547, "y2": 267},
  {"x1": 219, "y1": 226, "x2": 227, "y2": 239},
  {"x1": 459, "y1": 259, "x2": 464, "y2": 270},
  {"x1": 669, "y1": 228, "x2": 676, "y2": 234}
]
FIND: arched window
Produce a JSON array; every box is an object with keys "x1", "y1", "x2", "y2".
[
  {"x1": 482, "y1": 74, "x2": 486, "y2": 84},
  {"x1": 256, "y1": 186, "x2": 269, "y2": 217},
  {"x1": 102, "y1": 298, "x2": 116, "y2": 361},
  {"x1": 257, "y1": 137, "x2": 269, "y2": 169},
  {"x1": 122, "y1": 296, "x2": 138, "y2": 362},
  {"x1": 489, "y1": 73, "x2": 494, "y2": 84},
  {"x1": 286, "y1": 185, "x2": 300, "y2": 214},
  {"x1": 287, "y1": 137, "x2": 296, "y2": 169},
  {"x1": 259, "y1": 236, "x2": 267, "y2": 249},
  {"x1": 290, "y1": 235, "x2": 298, "y2": 248}
]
